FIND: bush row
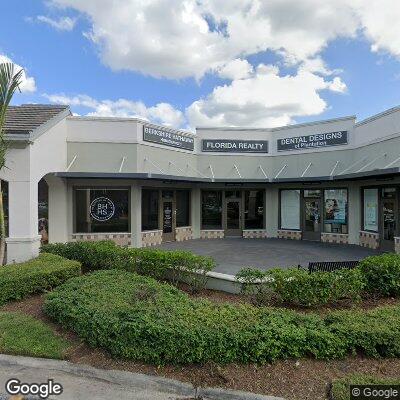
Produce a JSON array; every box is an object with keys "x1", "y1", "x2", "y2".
[
  {"x1": 236, "y1": 267, "x2": 365, "y2": 307},
  {"x1": 44, "y1": 270, "x2": 400, "y2": 365},
  {"x1": 41, "y1": 240, "x2": 215, "y2": 292},
  {"x1": 0, "y1": 253, "x2": 81, "y2": 305},
  {"x1": 236, "y1": 253, "x2": 400, "y2": 307}
]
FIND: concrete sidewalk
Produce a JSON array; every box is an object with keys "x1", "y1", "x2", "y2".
[{"x1": 0, "y1": 354, "x2": 285, "y2": 400}]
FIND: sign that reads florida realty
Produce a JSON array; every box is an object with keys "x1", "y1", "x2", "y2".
[
  {"x1": 143, "y1": 126, "x2": 194, "y2": 151},
  {"x1": 202, "y1": 139, "x2": 269, "y2": 153},
  {"x1": 277, "y1": 131, "x2": 348, "y2": 152}
]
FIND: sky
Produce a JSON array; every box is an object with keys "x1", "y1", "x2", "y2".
[{"x1": 2, "y1": 0, "x2": 400, "y2": 131}]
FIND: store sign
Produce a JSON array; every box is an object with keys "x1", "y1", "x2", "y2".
[
  {"x1": 143, "y1": 126, "x2": 194, "y2": 151},
  {"x1": 202, "y1": 139, "x2": 269, "y2": 153},
  {"x1": 277, "y1": 131, "x2": 348, "y2": 152},
  {"x1": 90, "y1": 197, "x2": 115, "y2": 221}
]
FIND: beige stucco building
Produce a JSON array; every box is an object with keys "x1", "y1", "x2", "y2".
[{"x1": 3, "y1": 104, "x2": 400, "y2": 263}]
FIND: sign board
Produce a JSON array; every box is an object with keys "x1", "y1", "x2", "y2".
[
  {"x1": 202, "y1": 139, "x2": 268, "y2": 153},
  {"x1": 277, "y1": 131, "x2": 348, "y2": 152},
  {"x1": 143, "y1": 126, "x2": 194, "y2": 151},
  {"x1": 90, "y1": 197, "x2": 115, "y2": 221}
]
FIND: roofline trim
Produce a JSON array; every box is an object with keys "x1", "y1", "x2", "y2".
[
  {"x1": 29, "y1": 108, "x2": 71, "y2": 141},
  {"x1": 356, "y1": 105, "x2": 400, "y2": 127}
]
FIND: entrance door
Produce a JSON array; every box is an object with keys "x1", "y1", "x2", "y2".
[
  {"x1": 225, "y1": 199, "x2": 242, "y2": 236},
  {"x1": 381, "y1": 189, "x2": 397, "y2": 251},
  {"x1": 162, "y1": 200, "x2": 175, "y2": 242},
  {"x1": 303, "y1": 197, "x2": 322, "y2": 241}
]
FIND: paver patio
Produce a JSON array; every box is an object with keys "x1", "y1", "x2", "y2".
[{"x1": 157, "y1": 238, "x2": 380, "y2": 275}]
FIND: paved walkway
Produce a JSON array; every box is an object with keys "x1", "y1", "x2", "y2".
[
  {"x1": 0, "y1": 354, "x2": 284, "y2": 400},
  {"x1": 158, "y1": 238, "x2": 379, "y2": 275}
]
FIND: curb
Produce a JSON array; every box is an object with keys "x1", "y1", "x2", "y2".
[{"x1": 0, "y1": 354, "x2": 285, "y2": 400}]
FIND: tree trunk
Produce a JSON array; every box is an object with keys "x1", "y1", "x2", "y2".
[{"x1": 0, "y1": 180, "x2": 6, "y2": 265}]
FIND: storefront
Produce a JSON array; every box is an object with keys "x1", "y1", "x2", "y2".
[{"x1": 2, "y1": 104, "x2": 400, "y2": 263}]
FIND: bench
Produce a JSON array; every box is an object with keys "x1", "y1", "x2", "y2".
[{"x1": 298, "y1": 260, "x2": 360, "y2": 273}]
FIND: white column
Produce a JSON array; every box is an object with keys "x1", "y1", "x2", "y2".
[
  {"x1": 348, "y1": 183, "x2": 361, "y2": 245},
  {"x1": 265, "y1": 186, "x2": 279, "y2": 237},
  {"x1": 130, "y1": 183, "x2": 142, "y2": 248},
  {"x1": 45, "y1": 175, "x2": 68, "y2": 243},
  {"x1": 6, "y1": 180, "x2": 41, "y2": 263},
  {"x1": 191, "y1": 187, "x2": 201, "y2": 239}
]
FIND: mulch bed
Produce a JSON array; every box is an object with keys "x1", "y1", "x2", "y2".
[{"x1": 2, "y1": 292, "x2": 400, "y2": 400}]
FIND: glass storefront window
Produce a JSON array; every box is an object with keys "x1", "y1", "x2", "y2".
[
  {"x1": 176, "y1": 190, "x2": 190, "y2": 227},
  {"x1": 142, "y1": 189, "x2": 159, "y2": 231},
  {"x1": 75, "y1": 188, "x2": 129, "y2": 233},
  {"x1": 201, "y1": 191, "x2": 222, "y2": 229},
  {"x1": 280, "y1": 190, "x2": 300, "y2": 230},
  {"x1": 363, "y1": 188, "x2": 378, "y2": 232},
  {"x1": 38, "y1": 179, "x2": 49, "y2": 242},
  {"x1": 244, "y1": 190, "x2": 264, "y2": 229},
  {"x1": 324, "y1": 189, "x2": 348, "y2": 234}
]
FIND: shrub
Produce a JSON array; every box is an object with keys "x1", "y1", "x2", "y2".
[
  {"x1": 41, "y1": 241, "x2": 135, "y2": 272},
  {"x1": 42, "y1": 241, "x2": 215, "y2": 292},
  {"x1": 44, "y1": 270, "x2": 400, "y2": 365},
  {"x1": 331, "y1": 374, "x2": 400, "y2": 400},
  {"x1": 359, "y1": 253, "x2": 400, "y2": 297},
  {"x1": 236, "y1": 267, "x2": 365, "y2": 307},
  {"x1": 0, "y1": 253, "x2": 81, "y2": 305}
]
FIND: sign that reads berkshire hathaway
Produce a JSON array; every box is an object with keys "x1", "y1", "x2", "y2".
[
  {"x1": 143, "y1": 126, "x2": 194, "y2": 151},
  {"x1": 277, "y1": 131, "x2": 348, "y2": 152},
  {"x1": 202, "y1": 139, "x2": 269, "y2": 153}
]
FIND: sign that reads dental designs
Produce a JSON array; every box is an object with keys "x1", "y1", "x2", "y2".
[
  {"x1": 202, "y1": 139, "x2": 269, "y2": 153},
  {"x1": 277, "y1": 131, "x2": 348, "y2": 152},
  {"x1": 143, "y1": 126, "x2": 194, "y2": 151}
]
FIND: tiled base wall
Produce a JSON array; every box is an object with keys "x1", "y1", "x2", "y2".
[
  {"x1": 71, "y1": 233, "x2": 131, "y2": 246},
  {"x1": 321, "y1": 233, "x2": 349, "y2": 245},
  {"x1": 200, "y1": 230, "x2": 225, "y2": 239},
  {"x1": 243, "y1": 229, "x2": 268, "y2": 239},
  {"x1": 277, "y1": 229, "x2": 302, "y2": 240},
  {"x1": 359, "y1": 231, "x2": 380, "y2": 250},
  {"x1": 175, "y1": 226, "x2": 193, "y2": 242},
  {"x1": 395, "y1": 237, "x2": 400, "y2": 254},
  {"x1": 141, "y1": 230, "x2": 163, "y2": 247}
]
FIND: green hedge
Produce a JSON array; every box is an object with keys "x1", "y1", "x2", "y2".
[
  {"x1": 359, "y1": 253, "x2": 400, "y2": 297},
  {"x1": 42, "y1": 241, "x2": 215, "y2": 292},
  {"x1": 236, "y1": 267, "x2": 365, "y2": 307},
  {"x1": 331, "y1": 374, "x2": 400, "y2": 400},
  {"x1": 44, "y1": 270, "x2": 400, "y2": 365},
  {"x1": 0, "y1": 253, "x2": 81, "y2": 305}
]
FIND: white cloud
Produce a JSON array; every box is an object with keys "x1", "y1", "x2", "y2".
[
  {"x1": 218, "y1": 59, "x2": 254, "y2": 80},
  {"x1": 47, "y1": 0, "x2": 400, "y2": 80},
  {"x1": 36, "y1": 15, "x2": 76, "y2": 31},
  {"x1": 186, "y1": 65, "x2": 344, "y2": 128},
  {"x1": 0, "y1": 55, "x2": 36, "y2": 93},
  {"x1": 43, "y1": 93, "x2": 185, "y2": 128}
]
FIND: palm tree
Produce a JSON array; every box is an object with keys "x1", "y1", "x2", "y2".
[{"x1": 0, "y1": 63, "x2": 23, "y2": 264}]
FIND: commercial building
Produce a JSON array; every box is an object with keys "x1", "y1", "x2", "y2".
[{"x1": 2, "y1": 104, "x2": 400, "y2": 263}]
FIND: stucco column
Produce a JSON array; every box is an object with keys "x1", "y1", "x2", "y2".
[
  {"x1": 191, "y1": 187, "x2": 201, "y2": 239},
  {"x1": 130, "y1": 183, "x2": 142, "y2": 248},
  {"x1": 348, "y1": 183, "x2": 361, "y2": 245},
  {"x1": 45, "y1": 175, "x2": 68, "y2": 243},
  {"x1": 6, "y1": 180, "x2": 41, "y2": 263},
  {"x1": 265, "y1": 186, "x2": 278, "y2": 238}
]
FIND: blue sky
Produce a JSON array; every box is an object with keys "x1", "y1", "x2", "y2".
[{"x1": 2, "y1": 0, "x2": 400, "y2": 129}]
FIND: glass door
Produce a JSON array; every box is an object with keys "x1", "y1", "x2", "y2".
[
  {"x1": 303, "y1": 192, "x2": 322, "y2": 241},
  {"x1": 225, "y1": 199, "x2": 242, "y2": 236},
  {"x1": 380, "y1": 188, "x2": 397, "y2": 251},
  {"x1": 161, "y1": 190, "x2": 176, "y2": 242}
]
